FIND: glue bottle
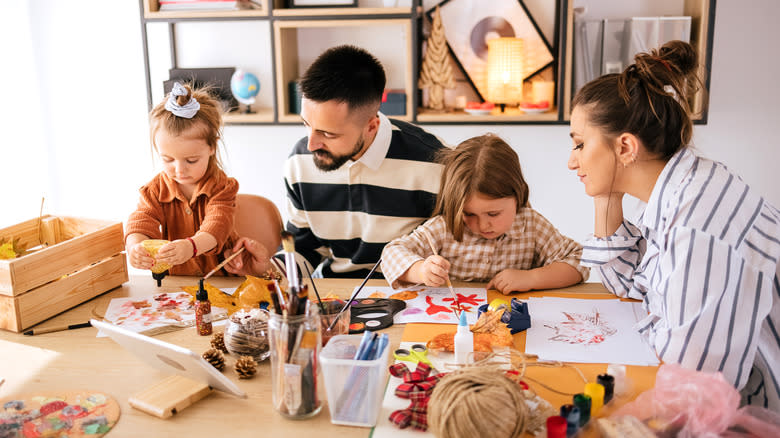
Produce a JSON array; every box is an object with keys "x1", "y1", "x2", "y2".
[
  {"x1": 195, "y1": 279, "x2": 213, "y2": 336},
  {"x1": 454, "y1": 311, "x2": 473, "y2": 364}
]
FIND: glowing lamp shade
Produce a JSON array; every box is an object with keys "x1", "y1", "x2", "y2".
[{"x1": 486, "y1": 37, "x2": 524, "y2": 105}]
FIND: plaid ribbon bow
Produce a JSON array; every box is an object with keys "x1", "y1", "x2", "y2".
[{"x1": 387, "y1": 362, "x2": 443, "y2": 431}]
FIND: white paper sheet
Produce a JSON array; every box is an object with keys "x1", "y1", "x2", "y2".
[
  {"x1": 353, "y1": 286, "x2": 487, "y2": 325},
  {"x1": 525, "y1": 297, "x2": 659, "y2": 366}
]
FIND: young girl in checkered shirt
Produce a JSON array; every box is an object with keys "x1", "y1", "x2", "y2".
[{"x1": 381, "y1": 134, "x2": 588, "y2": 294}]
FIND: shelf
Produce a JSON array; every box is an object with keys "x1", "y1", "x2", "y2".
[
  {"x1": 272, "y1": 7, "x2": 411, "y2": 17},
  {"x1": 273, "y1": 18, "x2": 413, "y2": 123},
  {"x1": 416, "y1": 107, "x2": 559, "y2": 124},
  {"x1": 143, "y1": 0, "x2": 268, "y2": 20},
  {"x1": 224, "y1": 108, "x2": 275, "y2": 124}
]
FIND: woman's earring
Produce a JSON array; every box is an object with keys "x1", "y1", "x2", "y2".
[{"x1": 631, "y1": 153, "x2": 637, "y2": 163}]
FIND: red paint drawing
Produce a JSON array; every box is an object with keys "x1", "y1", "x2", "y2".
[
  {"x1": 544, "y1": 309, "x2": 617, "y2": 345},
  {"x1": 425, "y1": 295, "x2": 452, "y2": 315}
]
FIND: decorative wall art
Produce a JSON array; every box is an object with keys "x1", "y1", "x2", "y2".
[{"x1": 428, "y1": 0, "x2": 554, "y2": 100}]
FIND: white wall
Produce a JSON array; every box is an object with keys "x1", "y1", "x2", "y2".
[{"x1": 3, "y1": 1, "x2": 778, "y2": 276}]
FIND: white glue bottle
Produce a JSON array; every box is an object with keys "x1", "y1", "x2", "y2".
[{"x1": 454, "y1": 311, "x2": 473, "y2": 364}]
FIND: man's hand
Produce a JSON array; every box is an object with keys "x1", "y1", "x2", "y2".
[{"x1": 224, "y1": 237, "x2": 271, "y2": 276}]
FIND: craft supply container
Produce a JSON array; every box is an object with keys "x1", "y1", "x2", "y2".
[
  {"x1": 0, "y1": 216, "x2": 128, "y2": 332},
  {"x1": 224, "y1": 308, "x2": 270, "y2": 362},
  {"x1": 319, "y1": 334, "x2": 390, "y2": 427},
  {"x1": 319, "y1": 299, "x2": 350, "y2": 347},
  {"x1": 268, "y1": 306, "x2": 321, "y2": 419}
]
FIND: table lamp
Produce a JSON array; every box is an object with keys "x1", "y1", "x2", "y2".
[{"x1": 486, "y1": 37, "x2": 524, "y2": 112}]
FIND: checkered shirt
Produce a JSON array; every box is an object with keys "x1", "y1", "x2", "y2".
[{"x1": 381, "y1": 208, "x2": 589, "y2": 289}]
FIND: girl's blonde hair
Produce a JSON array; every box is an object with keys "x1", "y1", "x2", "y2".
[
  {"x1": 433, "y1": 134, "x2": 529, "y2": 241},
  {"x1": 149, "y1": 82, "x2": 225, "y2": 179}
]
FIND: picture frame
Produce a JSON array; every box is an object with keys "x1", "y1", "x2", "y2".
[
  {"x1": 287, "y1": 0, "x2": 357, "y2": 7},
  {"x1": 426, "y1": 0, "x2": 554, "y2": 101}
]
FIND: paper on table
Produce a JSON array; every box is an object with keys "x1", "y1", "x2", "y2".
[
  {"x1": 525, "y1": 297, "x2": 659, "y2": 366},
  {"x1": 353, "y1": 286, "x2": 487, "y2": 325},
  {"x1": 100, "y1": 292, "x2": 227, "y2": 337}
]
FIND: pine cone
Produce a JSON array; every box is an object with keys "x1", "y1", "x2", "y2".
[
  {"x1": 211, "y1": 332, "x2": 228, "y2": 353},
  {"x1": 202, "y1": 348, "x2": 225, "y2": 371},
  {"x1": 235, "y1": 355, "x2": 257, "y2": 379}
]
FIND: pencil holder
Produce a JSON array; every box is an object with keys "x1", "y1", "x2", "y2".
[
  {"x1": 268, "y1": 307, "x2": 322, "y2": 419},
  {"x1": 320, "y1": 334, "x2": 390, "y2": 427}
]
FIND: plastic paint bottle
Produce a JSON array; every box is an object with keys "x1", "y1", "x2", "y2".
[
  {"x1": 195, "y1": 279, "x2": 213, "y2": 336},
  {"x1": 454, "y1": 311, "x2": 473, "y2": 364}
]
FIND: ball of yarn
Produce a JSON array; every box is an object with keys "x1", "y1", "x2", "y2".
[{"x1": 428, "y1": 367, "x2": 528, "y2": 438}]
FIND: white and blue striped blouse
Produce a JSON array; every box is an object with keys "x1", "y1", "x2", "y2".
[{"x1": 582, "y1": 147, "x2": 780, "y2": 411}]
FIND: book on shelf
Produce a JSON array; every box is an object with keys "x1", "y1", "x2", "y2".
[{"x1": 158, "y1": 0, "x2": 262, "y2": 11}]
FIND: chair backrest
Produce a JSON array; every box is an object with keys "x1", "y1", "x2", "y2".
[{"x1": 233, "y1": 194, "x2": 283, "y2": 253}]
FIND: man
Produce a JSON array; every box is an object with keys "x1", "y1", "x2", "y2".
[{"x1": 227, "y1": 45, "x2": 447, "y2": 278}]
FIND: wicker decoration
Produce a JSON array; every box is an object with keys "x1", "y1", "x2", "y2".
[
  {"x1": 211, "y1": 332, "x2": 228, "y2": 353},
  {"x1": 419, "y1": 6, "x2": 455, "y2": 111},
  {"x1": 235, "y1": 355, "x2": 258, "y2": 379},
  {"x1": 202, "y1": 348, "x2": 225, "y2": 371}
]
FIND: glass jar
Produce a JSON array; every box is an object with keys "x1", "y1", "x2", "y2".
[
  {"x1": 268, "y1": 305, "x2": 321, "y2": 419},
  {"x1": 224, "y1": 308, "x2": 270, "y2": 362}
]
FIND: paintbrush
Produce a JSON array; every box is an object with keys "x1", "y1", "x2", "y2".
[
  {"x1": 203, "y1": 247, "x2": 245, "y2": 280},
  {"x1": 421, "y1": 230, "x2": 462, "y2": 316},
  {"x1": 280, "y1": 231, "x2": 301, "y2": 297},
  {"x1": 302, "y1": 262, "x2": 325, "y2": 314},
  {"x1": 326, "y1": 258, "x2": 381, "y2": 332},
  {"x1": 269, "y1": 257, "x2": 287, "y2": 279}
]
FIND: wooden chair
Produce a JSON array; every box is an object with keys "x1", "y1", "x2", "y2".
[{"x1": 233, "y1": 193, "x2": 283, "y2": 254}]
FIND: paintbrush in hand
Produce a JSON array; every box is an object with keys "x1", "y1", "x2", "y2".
[
  {"x1": 203, "y1": 247, "x2": 245, "y2": 280},
  {"x1": 422, "y1": 230, "x2": 461, "y2": 316},
  {"x1": 326, "y1": 258, "x2": 381, "y2": 332}
]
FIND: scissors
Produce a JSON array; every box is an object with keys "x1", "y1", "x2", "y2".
[{"x1": 393, "y1": 343, "x2": 434, "y2": 367}]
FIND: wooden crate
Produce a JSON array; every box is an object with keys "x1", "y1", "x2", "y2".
[{"x1": 0, "y1": 216, "x2": 128, "y2": 332}]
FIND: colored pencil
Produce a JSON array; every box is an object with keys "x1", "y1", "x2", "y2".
[
  {"x1": 203, "y1": 247, "x2": 245, "y2": 280},
  {"x1": 421, "y1": 230, "x2": 461, "y2": 316}
]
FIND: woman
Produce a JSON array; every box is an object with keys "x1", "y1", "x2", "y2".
[{"x1": 568, "y1": 40, "x2": 779, "y2": 411}]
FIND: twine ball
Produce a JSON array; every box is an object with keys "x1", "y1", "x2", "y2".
[{"x1": 428, "y1": 367, "x2": 528, "y2": 438}]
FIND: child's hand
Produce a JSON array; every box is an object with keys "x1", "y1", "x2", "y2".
[
  {"x1": 411, "y1": 255, "x2": 450, "y2": 287},
  {"x1": 487, "y1": 269, "x2": 534, "y2": 295},
  {"x1": 127, "y1": 243, "x2": 155, "y2": 270},
  {"x1": 155, "y1": 239, "x2": 195, "y2": 266},
  {"x1": 224, "y1": 237, "x2": 270, "y2": 276}
]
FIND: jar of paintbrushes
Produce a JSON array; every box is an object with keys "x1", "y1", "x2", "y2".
[{"x1": 268, "y1": 305, "x2": 322, "y2": 419}]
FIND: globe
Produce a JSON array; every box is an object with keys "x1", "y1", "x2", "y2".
[{"x1": 230, "y1": 70, "x2": 260, "y2": 113}]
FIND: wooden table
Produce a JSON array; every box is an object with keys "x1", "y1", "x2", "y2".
[{"x1": 0, "y1": 276, "x2": 657, "y2": 437}]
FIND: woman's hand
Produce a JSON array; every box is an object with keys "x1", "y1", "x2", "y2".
[
  {"x1": 127, "y1": 242, "x2": 155, "y2": 270},
  {"x1": 224, "y1": 237, "x2": 271, "y2": 276},
  {"x1": 487, "y1": 269, "x2": 535, "y2": 295},
  {"x1": 155, "y1": 239, "x2": 195, "y2": 266}
]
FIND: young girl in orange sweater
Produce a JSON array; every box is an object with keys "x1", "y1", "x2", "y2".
[{"x1": 125, "y1": 82, "x2": 238, "y2": 276}]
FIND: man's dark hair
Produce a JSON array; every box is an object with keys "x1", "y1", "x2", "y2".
[{"x1": 300, "y1": 45, "x2": 386, "y2": 109}]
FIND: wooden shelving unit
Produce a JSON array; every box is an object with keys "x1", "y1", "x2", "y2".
[{"x1": 138, "y1": 0, "x2": 716, "y2": 125}]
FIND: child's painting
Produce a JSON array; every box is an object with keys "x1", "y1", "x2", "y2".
[
  {"x1": 102, "y1": 292, "x2": 226, "y2": 336},
  {"x1": 525, "y1": 297, "x2": 659, "y2": 366},
  {"x1": 354, "y1": 286, "x2": 487, "y2": 324},
  {"x1": 0, "y1": 391, "x2": 120, "y2": 437}
]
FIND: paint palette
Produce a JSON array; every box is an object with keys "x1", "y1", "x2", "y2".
[
  {"x1": 348, "y1": 298, "x2": 406, "y2": 334},
  {"x1": 0, "y1": 391, "x2": 120, "y2": 437}
]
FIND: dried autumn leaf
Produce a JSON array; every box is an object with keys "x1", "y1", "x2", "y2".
[
  {"x1": 182, "y1": 282, "x2": 240, "y2": 315},
  {"x1": 0, "y1": 241, "x2": 16, "y2": 260}
]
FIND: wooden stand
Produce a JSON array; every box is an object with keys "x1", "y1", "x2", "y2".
[{"x1": 128, "y1": 375, "x2": 212, "y2": 419}]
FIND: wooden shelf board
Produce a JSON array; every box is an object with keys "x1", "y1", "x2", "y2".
[
  {"x1": 144, "y1": 9, "x2": 267, "y2": 19},
  {"x1": 416, "y1": 108, "x2": 559, "y2": 123},
  {"x1": 273, "y1": 7, "x2": 410, "y2": 17},
  {"x1": 224, "y1": 108, "x2": 274, "y2": 124}
]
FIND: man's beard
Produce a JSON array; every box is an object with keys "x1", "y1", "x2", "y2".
[{"x1": 312, "y1": 137, "x2": 365, "y2": 172}]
